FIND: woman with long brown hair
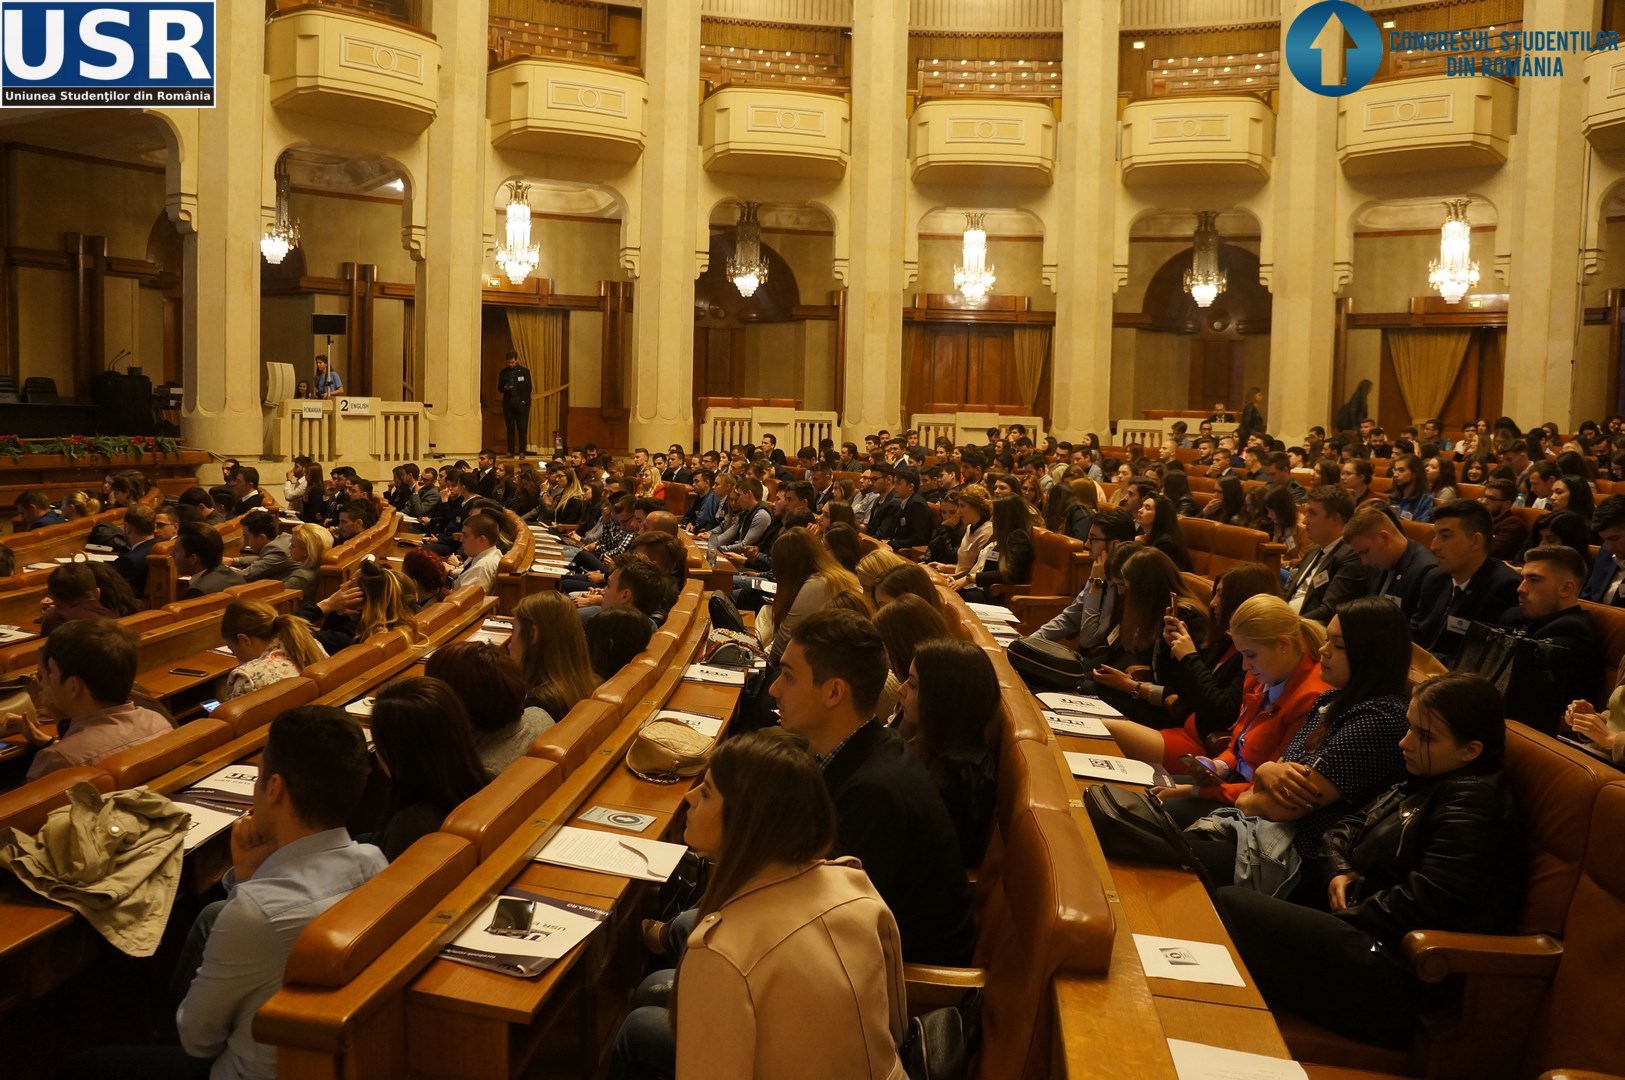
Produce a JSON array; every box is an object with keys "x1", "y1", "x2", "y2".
[
  {"x1": 508, "y1": 591, "x2": 600, "y2": 720},
  {"x1": 1086, "y1": 547, "x2": 1209, "y2": 726},
  {"x1": 755, "y1": 528, "x2": 860, "y2": 661},
  {"x1": 608, "y1": 733, "x2": 906, "y2": 1080},
  {"x1": 964, "y1": 493, "x2": 1039, "y2": 601},
  {"x1": 874, "y1": 593, "x2": 954, "y2": 733}
]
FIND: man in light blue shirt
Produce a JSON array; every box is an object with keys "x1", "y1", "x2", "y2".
[
  {"x1": 1034, "y1": 510, "x2": 1138, "y2": 645},
  {"x1": 63, "y1": 706, "x2": 383, "y2": 1079}
]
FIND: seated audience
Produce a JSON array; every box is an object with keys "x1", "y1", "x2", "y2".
[
  {"x1": 1343, "y1": 506, "x2": 1448, "y2": 637},
  {"x1": 1500, "y1": 545, "x2": 1602, "y2": 733},
  {"x1": 1481, "y1": 479, "x2": 1530, "y2": 559},
  {"x1": 1216, "y1": 673, "x2": 1522, "y2": 1050},
  {"x1": 231, "y1": 511, "x2": 296, "y2": 581},
  {"x1": 15, "y1": 489, "x2": 65, "y2": 530},
  {"x1": 220, "y1": 600, "x2": 328, "y2": 700},
  {"x1": 821, "y1": 521, "x2": 862, "y2": 573},
  {"x1": 1136, "y1": 494, "x2": 1193, "y2": 571},
  {"x1": 112, "y1": 503, "x2": 159, "y2": 594},
  {"x1": 963, "y1": 493, "x2": 1038, "y2": 600},
  {"x1": 1087, "y1": 547, "x2": 1209, "y2": 726},
  {"x1": 451, "y1": 513, "x2": 503, "y2": 595},
  {"x1": 401, "y1": 547, "x2": 449, "y2": 608},
  {"x1": 1282, "y1": 487, "x2": 1365, "y2": 623},
  {"x1": 1184, "y1": 597, "x2": 1413, "y2": 887},
  {"x1": 1422, "y1": 501, "x2": 1522, "y2": 662},
  {"x1": 39, "y1": 564, "x2": 114, "y2": 635},
  {"x1": 1152, "y1": 594, "x2": 1330, "y2": 821},
  {"x1": 176, "y1": 523, "x2": 247, "y2": 597},
  {"x1": 369, "y1": 676, "x2": 487, "y2": 860},
  {"x1": 870, "y1": 561, "x2": 945, "y2": 614},
  {"x1": 755, "y1": 528, "x2": 861, "y2": 661},
  {"x1": 509, "y1": 592, "x2": 600, "y2": 719},
  {"x1": 1, "y1": 619, "x2": 170, "y2": 782},
  {"x1": 1033, "y1": 509, "x2": 1138, "y2": 643},
  {"x1": 771, "y1": 608, "x2": 976, "y2": 965},
  {"x1": 899, "y1": 639, "x2": 1000, "y2": 867},
  {"x1": 1525, "y1": 509, "x2": 1593, "y2": 570},
  {"x1": 874, "y1": 594, "x2": 955, "y2": 730},
  {"x1": 283, "y1": 523, "x2": 332, "y2": 603},
  {"x1": 424, "y1": 640, "x2": 554, "y2": 777},
  {"x1": 1580, "y1": 494, "x2": 1625, "y2": 605},
  {"x1": 609, "y1": 733, "x2": 907, "y2": 1080},
  {"x1": 1386, "y1": 454, "x2": 1434, "y2": 522},
  {"x1": 585, "y1": 606, "x2": 655, "y2": 680},
  {"x1": 354, "y1": 562, "x2": 421, "y2": 641},
  {"x1": 1262, "y1": 484, "x2": 1309, "y2": 565}
]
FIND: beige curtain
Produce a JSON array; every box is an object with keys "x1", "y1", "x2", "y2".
[
  {"x1": 901, "y1": 322, "x2": 922, "y2": 422},
  {"x1": 1013, "y1": 326, "x2": 1050, "y2": 413},
  {"x1": 507, "y1": 309, "x2": 568, "y2": 451},
  {"x1": 1386, "y1": 329, "x2": 1471, "y2": 423}
]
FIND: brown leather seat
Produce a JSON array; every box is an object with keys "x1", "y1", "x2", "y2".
[
  {"x1": 282, "y1": 832, "x2": 478, "y2": 989},
  {"x1": 446, "y1": 584, "x2": 485, "y2": 613},
  {"x1": 0, "y1": 766, "x2": 115, "y2": 835},
  {"x1": 164, "y1": 592, "x2": 232, "y2": 620},
  {"x1": 1400, "y1": 518, "x2": 1436, "y2": 548},
  {"x1": 98, "y1": 718, "x2": 232, "y2": 789},
  {"x1": 212, "y1": 678, "x2": 320, "y2": 739},
  {"x1": 644, "y1": 630, "x2": 678, "y2": 669},
  {"x1": 121, "y1": 609, "x2": 176, "y2": 635},
  {"x1": 1178, "y1": 517, "x2": 1283, "y2": 577},
  {"x1": 1580, "y1": 600, "x2": 1625, "y2": 691},
  {"x1": 440, "y1": 756, "x2": 562, "y2": 860},
  {"x1": 225, "y1": 579, "x2": 284, "y2": 602},
  {"x1": 1181, "y1": 571, "x2": 1214, "y2": 605},
  {"x1": 529, "y1": 699, "x2": 621, "y2": 777},
  {"x1": 303, "y1": 643, "x2": 384, "y2": 696},
  {"x1": 662, "y1": 481, "x2": 691, "y2": 518},
  {"x1": 413, "y1": 600, "x2": 458, "y2": 638}
]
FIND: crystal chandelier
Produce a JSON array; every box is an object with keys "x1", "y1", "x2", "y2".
[
  {"x1": 260, "y1": 157, "x2": 300, "y2": 265},
  {"x1": 1428, "y1": 198, "x2": 1479, "y2": 305},
  {"x1": 954, "y1": 212, "x2": 996, "y2": 303},
  {"x1": 1183, "y1": 210, "x2": 1227, "y2": 308},
  {"x1": 495, "y1": 180, "x2": 540, "y2": 286},
  {"x1": 727, "y1": 201, "x2": 769, "y2": 297}
]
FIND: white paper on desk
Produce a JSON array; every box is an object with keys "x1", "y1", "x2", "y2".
[
  {"x1": 84, "y1": 552, "x2": 118, "y2": 563},
  {"x1": 175, "y1": 798, "x2": 245, "y2": 851},
  {"x1": 654, "y1": 709, "x2": 723, "y2": 738},
  {"x1": 208, "y1": 645, "x2": 236, "y2": 657},
  {"x1": 530, "y1": 564, "x2": 567, "y2": 576},
  {"x1": 1065, "y1": 752, "x2": 1156, "y2": 786},
  {"x1": 483, "y1": 617, "x2": 515, "y2": 631},
  {"x1": 24, "y1": 562, "x2": 54, "y2": 572},
  {"x1": 344, "y1": 696, "x2": 375, "y2": 718},
  {"x1": 0, "y1": 626, "x2": 35, "y2": 644},
  {"x1": 178, "y1": 764, "x2": 260, "y2": 806},
  {"x1": 441, "y1": 889, "x2": 609, "y2": 978},
  {"x1": 682, "y1": 663, "x2": 746, "y2": 686},
  {"x1": 1044, "y1": 710, "x2": 1112, "y2": 738},
  {"x1": 467, "y1": 628, "x2": 510, "y2": 647},
  {"x1": 1038, "y1": 692, "x2": 1124, "y2": 718},
  {"x1": 1133, "y1": 935, "x2": 1245, "y2": 987},
  {"x1": 965, "y1": 602, "x2": 1019, "y2": 624},
  {"x1": 533, "y1": 825, "x2": 687, "y2": 882},
  {"x1": 1167, "y1": 1040, "x2": 1307, "y2": 1080}
]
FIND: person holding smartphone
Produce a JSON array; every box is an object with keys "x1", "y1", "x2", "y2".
[{"x1": 1085, "y1": 548, "x2": 1209, "y2": 728}]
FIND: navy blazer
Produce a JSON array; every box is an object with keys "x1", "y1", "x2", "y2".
[
  {"x1": 1421, "y1": 556, "x2": 1523, "y2": 662},
  {"x1": 1581, "y1": 547, "x2": 1625, "y2": 606},
  {"x1": 113, "y1": 537, "x2": 157, "y2": 595},
  {"x1": 1368, "y1": 539, "x2": 1451, "y2": 638}
]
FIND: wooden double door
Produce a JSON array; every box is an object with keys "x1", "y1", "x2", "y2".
[{"x1": 908, "y1": 325, "x2": 1021, "y2": 416}]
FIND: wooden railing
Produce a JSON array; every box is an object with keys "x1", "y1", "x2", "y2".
[
  {"x1": 910, "y1": 411, "x2": 1043, "y2": 448},
  {"x1": 699, "y1": 404, "x2": 840, "y2": 455},
  {"x1": 266, "y1": 0, "x2": 421, "y2": 29},
  {"x1": 269, "y1": 399, "x2": 427, "y2": 469}
]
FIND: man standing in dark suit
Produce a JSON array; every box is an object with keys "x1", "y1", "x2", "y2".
[
  {"x1": 1422, "y1": 501, "x2": 1522, "y2": 662},
  {"x1": 1282, "y1": 487, "x2": 1367, "y2": 624},
  {"x1": 112, "y1": 504, "x2": 158, "y2": 595},
  {"x1": 771, "y1": 608, "x2": 976, "y2": 966},
  {"x1": 1582, "y1": 496, "x2": 1625, "y2": 606},
  {"x1": 1342, "y1": 505, "x2": 1450, "y2": 638},
  {"x1": 882, "y1": 466, "x2": 932, "y2": 550},
  {"x1": 497, "y1": 349, "x2": 532, "y2": 456}
]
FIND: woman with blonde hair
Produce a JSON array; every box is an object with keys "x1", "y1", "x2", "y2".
[
  {"x1": 855, "y1": 546, "x2": 907, "y2": 594},
  {"x1": 355, "y1": 561, "x2": 421, "y2": 641},
  {"x1": 60, "y1": 491, "x2": 101, "y2": 520},
  {"x1": 284, "y1": 522, "x2": 333, "y2": 602},
  {"x1": 509, "y1": 591, "x2": 600, "y2": 719},
  {"x1": 220, "y1": 599, "x2": 328, "y2": 699},
  {"x1": 755, "y1": 528, "x2": 861, "y2": 661},
  {"x1": 1151, "y1": 594, "x2": 1331, "y2": 820}
]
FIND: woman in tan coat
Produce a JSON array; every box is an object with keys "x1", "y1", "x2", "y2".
[{"x1": 608, "y1": 732, "x2": 908, "y2": 1080}]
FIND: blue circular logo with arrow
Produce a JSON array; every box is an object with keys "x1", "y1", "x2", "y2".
[{"x1": 1284, "y1": 0, "x2": 1384, "y2": 96}]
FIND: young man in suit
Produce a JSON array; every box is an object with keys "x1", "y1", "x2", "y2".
[
  {"x1": 1342, "y1": 506, "x2": 1449, "y2": 639},
  {"x1": 229, "y1": 467, "x2": 265, "y2": 517},
  {"x1": 1282, "y1": 487, "x2": 1367, "y2": 625},
  {"x1": 1506, "y1": 546, "x2": 1603, "y2": 733},
  {"x1": 1423, "y1": 500, "x2": 1522, "y2": 662},
  {"x1": 497, "y1": 350, "x2": 532, "y2": 456},
  {"x1": 15, "y1": 489, "x2": 64, "y2": 530},
  {"x1": 881, "y1": 466, "x2": 932, "y2": 550},
  {"x1": 175, "y1": 523, "x2": 247, "y2": 598},
  {"x1": 771, "y1": 608, "x2": 976, "y2": 966},
  {"x1": 1582, "y1": 495, "x2": 1625, "y2": 606},
  {"x1": 1480, "y1": 479, "x2": 1530, "y2": 561},
  {"x1": 231, "y1": 511, "x2": 297, "y2": 583},
  {"x1": 113, "y1": 503, "x2": 160, "y2": 595}
]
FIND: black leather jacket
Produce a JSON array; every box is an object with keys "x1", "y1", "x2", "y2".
[{"x1": 1318, "y1": 769, "x2": 1522, "y2": 948}]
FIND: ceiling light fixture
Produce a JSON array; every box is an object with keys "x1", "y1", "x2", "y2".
[
  {"x1": 260, "y1": 157, "x2": 300, "y2": 265},
  {"x1": 1428, "y1": 198, "x2": 1479, "y2": 304},
  {"x1": 494, "y1": 180, "x2": 540, "y2": 286},
  {"x1": 728, "y1": 201, "x2": 769, "y2": 298},
  {"x1": 1183, "y1": 210, "x2": 1228, "y2": 308},
  {"x1": 954, "y1": 212, "x2": 996, "y2": 303}
]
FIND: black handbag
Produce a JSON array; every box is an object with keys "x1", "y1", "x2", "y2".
[
  {"x1": 1455, "y1": 621, "x2": 1579, "y2": 733},
  {"x1": 1083, "y1": 784, "x2": 1208, "y2": 884},
  {"x1": 900, "y1": 988, "x2": 982, "y2": 1080},
  {"x1": 1006, "y1": 634, "x2": 1087, "y2": 692},
  {"x1": 707, "y1": 590, "x2": 747, "y2": 634}
]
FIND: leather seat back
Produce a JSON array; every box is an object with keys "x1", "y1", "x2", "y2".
[
  {"x1": 440, "y1": 757, "x2": 561, "y2": 860},
  {"x1": 530, "y1": 699, "x2": 621, "y2": 777},
  {"x1": 213, "y1": 678, "x2": 320, "y2": 739},
  {"x1": 0, "y1": 766, "x2": 115, "y2": 835},
  {"x1": 98, "y1": 718, "x2": 232, "y2": 790},
  {"x1": 980, "y1": 806, "x2": 1115, "y2": 1080},
  {"x1": 1580, "y1": 600, "x2": 1625, "y2": 692},
  {"x1": 1504, "y1": 723, "x2": 1618, "y2": 938},
  {"x1": 303, "y1": 643, "x2": 384, "y2": 696},
  {"x1": 446, "y1": 584, "x2": 484, "y2": 613},
  {"x1": 1028, "y1": 529, "x2": 1082, "y2": 597},
  {"x1": 225, "y1": 579, "x2": 284, "y2": 602},
  {"x1": 662, "y1": 481, "x2": 691, "y2": 518},
  {"x1": 1522, "y1": 781, "x2": 1625, "y2": 1076},
  {"x1": 164, "y1": 592, "x2": 231, "y2": 620},
  {"x1": 283, "y1": 832, "x2": 478, "y2": 989},
  {"x1": 413, "y1": 600, "x2": 458, "y2": 638}
]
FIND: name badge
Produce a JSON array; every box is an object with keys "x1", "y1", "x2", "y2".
[
  {"x1": 1399, "y1": 510, "x2": 1413, "y2": 521},
  {"x1": 1447, "y1": 615, "x2": 1470, "y2": 633},
  {"x1": 1312, "y1": 570, "x2": 1330, "y2": 589},
  {"x1": 1385, "y1": 593, "x2": 1403, "y2": 606}
]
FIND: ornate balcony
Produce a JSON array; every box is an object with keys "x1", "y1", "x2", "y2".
[
  {"x1": 700, "y1": 87, "x2": 850, "y2": 178},
  {"x1": 1118, "y1": 96, "x2": 1274, "y2": 186},
  {"x1": 265, "y1": 7, "x2": 439, "y2": 132},
  {"x1": 910, "y1": 100, "x2": 1056, "y2": 186},
  {"x1": 488, "y1": 59, "x2": 648, "y2": 162},
  {"x1": 1338, "y1": 74, "x2": 1515, "y2": 176},
  {"x1": 1583, "y1": 50, "x2": 1625, "y2": 151}
]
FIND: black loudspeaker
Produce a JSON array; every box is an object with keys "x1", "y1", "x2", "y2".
[
  {"x1": 312, "y1": 314, "x2": 348, "y2": 337},
  {"x1": 95, "y1": 370, "x2": 155, "y2": 435}
]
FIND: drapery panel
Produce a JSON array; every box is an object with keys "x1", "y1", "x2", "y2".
[
  {"x1": 1386, "y1": 329, "x2": 1471, "y2": 424},
  {"x1": 507, "y1": 309, "x2": 568, "y2": 450}
]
